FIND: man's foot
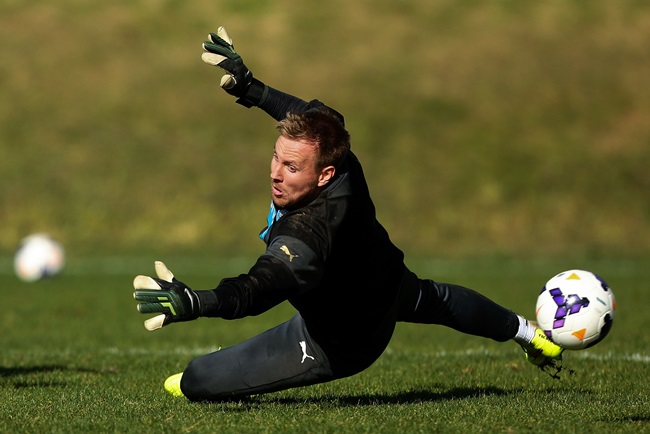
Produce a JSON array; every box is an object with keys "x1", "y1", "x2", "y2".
[
  {"x1": 522, "y1": 328, "x2": 564, "y2": 366},
  {"x1": 164, "y1": 373, "x2": 184, "y2": 397}
]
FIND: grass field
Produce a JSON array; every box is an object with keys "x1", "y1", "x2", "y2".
[
  {"x1": 1, "y1": 1, "x2": 649, "y2": 432},
  {"x1": 1, "y1": 256, "x2": 647, "y2": 433}
]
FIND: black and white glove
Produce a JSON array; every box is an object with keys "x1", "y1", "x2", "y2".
[
  {"x1": 133, "y1": 261, "x2": 201, "y2": 331},
  {"x1": 201, "y1": 26, "x2": 267, "y2": 107}
]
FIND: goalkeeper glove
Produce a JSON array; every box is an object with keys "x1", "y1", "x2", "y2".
[
  {"x1": 201, "y1": 26, "x2": 267, "y2": 107},
  {"x1": 133, "y1": 261, "x2": 200, "y2": 331}
]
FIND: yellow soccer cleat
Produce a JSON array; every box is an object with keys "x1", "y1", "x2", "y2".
[
  {"x1": 522, "y1": 329, "x2": 564, "y2": 366},
  {"x1": 164, "y1": 373, "x2": 185, "y2": 397}
]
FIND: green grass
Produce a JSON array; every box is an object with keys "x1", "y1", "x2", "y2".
[
  {"x1": 1, "y1": 257, "x2": 648, "y2": 433},
  {"x1": 1, "y1": 1, "x2": 649, "y2": 431}
]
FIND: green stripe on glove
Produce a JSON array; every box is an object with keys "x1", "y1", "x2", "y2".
[
  {"x1": 201, "y1": 26, "x2": 253, "y2": 97},
  {"x1": 133, "y1": 261, "x2": 200, "y2": 331}
]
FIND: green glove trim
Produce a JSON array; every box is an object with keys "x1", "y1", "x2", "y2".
[
  {"x1": 132, "y1": 261, "x2": 201, "y2": 331},
  {"x1": 201, "y1": 26, "x2": 259, "y2": 104}
]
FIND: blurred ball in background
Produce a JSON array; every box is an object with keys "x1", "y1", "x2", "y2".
[{"x1": 14, "y1": 234, "x2": 65, "y2": 282}]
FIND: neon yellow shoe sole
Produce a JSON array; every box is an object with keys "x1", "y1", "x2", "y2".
[
  {"x1": 523, "y1": 329, "x2": 564, "y2": 366},
  {"x1": 164, "y1": 373, "x2": 184, "y2": 397}
]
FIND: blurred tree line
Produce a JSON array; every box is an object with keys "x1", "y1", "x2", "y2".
[{"x1": 1, "y1": 0, "x2": 648, "y2": 259}]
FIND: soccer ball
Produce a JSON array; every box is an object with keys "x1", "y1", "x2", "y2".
[
  {"x1": 536, "y1": 269, "x2": 616, "y2": 350},
  {"x1": 14, "y1": 234, "x2": 65, "y2": 282}
]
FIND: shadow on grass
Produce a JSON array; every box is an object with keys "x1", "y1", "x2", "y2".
[
  {"x1": 209, "y1": 386, "x2": 521, "y2": 409},
  {"x1": 0, "y1": 365, "x2": 115, "y2": 389},
  {"x1": 276, "y1": 386, "x2": 521, "y2": 406},
  {"x1": 607, "y1": 415, "x2": 650, "y2": 423}
]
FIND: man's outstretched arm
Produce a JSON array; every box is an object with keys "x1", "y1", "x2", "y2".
[{"x1": 201, "y1": 26, "x2": 334, "y2": 121}]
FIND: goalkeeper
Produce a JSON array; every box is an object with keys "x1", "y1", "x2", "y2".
[{"x1": 133, "y1": 26, "x2": 564, "y2": 401}]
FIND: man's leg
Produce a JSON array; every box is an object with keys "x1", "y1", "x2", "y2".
[
  {"x1": 180, "y1": 313, "x2": 335, "y2": 401},
  {"x1": 396, "y1": 269, "x2": 563, "y2": 367},
  {"x1": 397, "y1": 270, "x2": 519, "y2": 341}
]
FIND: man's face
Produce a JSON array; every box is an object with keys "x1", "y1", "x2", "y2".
[{"x1": 270, "y1": 135, "x2": 334, "y2": 210}]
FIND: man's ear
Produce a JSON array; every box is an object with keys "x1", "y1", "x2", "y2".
[{"x1": 317, "y1": 166, "x2": 336, "y2": 187}]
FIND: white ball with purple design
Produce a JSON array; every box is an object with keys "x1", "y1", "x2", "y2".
[{"x1": 535, "y1": 269, "x2": 616, "y2": 350}]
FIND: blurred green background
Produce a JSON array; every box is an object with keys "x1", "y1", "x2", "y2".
[{"x1": 1, "y1": 0, "x2": 649, "y2": 262}]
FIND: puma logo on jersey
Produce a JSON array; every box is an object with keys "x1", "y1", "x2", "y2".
[
  {"x1": 280, "y1": 245, "x2": 299, "y2": 262},
  {"x1": 299, "y1": 340, "x2": 315, "y2": 363}
]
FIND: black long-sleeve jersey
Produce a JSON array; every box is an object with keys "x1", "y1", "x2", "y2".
[{"x1": 196, "y1": 85, "x2": 406, "y2": 370}]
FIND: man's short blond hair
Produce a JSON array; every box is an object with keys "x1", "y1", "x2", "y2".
[{"x1": 276, "y1": 108, "x2": 350, "y2": 170}]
